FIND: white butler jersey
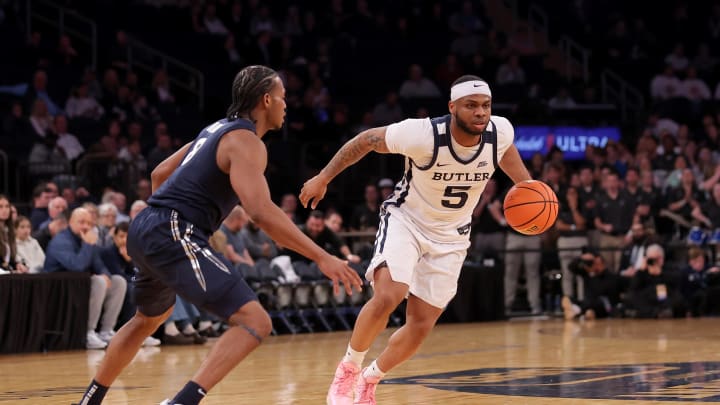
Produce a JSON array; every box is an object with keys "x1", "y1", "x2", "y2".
[{"x1": 381, "y1": 114, "x2": 515, "y2": 243}]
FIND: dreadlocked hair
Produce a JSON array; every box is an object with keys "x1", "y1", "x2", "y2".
[{"x1": 226, "y1": 65, "x2": 279, "y2": 121}]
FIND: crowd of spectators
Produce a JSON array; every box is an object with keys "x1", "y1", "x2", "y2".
[{"x1": 1, "y1": 1, "x2": 720, "y2": 352}]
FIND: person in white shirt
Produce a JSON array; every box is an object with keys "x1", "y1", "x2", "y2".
[
  {"x1": 14, "y1": 216, "x2": 45, "y2": 273},
  {"x1": 664, "y1": 43, "x2": 689, "y2": 72},
  {"x1": 398, "y1": 64, "x2": 442, "y2": 99},
  {"x1": 65, "y1": 83, "x2": 104, "y2": 120},
  {"x1": 680, "y1": 67, "x2": 711, "y2": 101},
  {"x1": 54, "y1": 115, "x2": 85, "y2": 161},
  {"x1": 301, "y1": 75, "x2": 532, "y2": 404},
  {"x1": 650, "y1": 65, "x2": 682, "y2": 100}
]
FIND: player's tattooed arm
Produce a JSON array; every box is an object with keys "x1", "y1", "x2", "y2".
[{"x1": 319, "y1": 126, "x2": 389, "y2": 181}]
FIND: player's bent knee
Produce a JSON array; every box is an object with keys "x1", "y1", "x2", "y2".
[
  {"x1": 228, "y1": 302, "x2": 273, "y2": 341},
  {"x1": 250, "y1": 312, "x2": 273, "y2": 339},
  {"x1": 370, "y1": 291, "x2": 405, "y2": 313}
]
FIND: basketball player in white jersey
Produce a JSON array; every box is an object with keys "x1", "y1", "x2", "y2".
[{"x1": 300, "y1": 75, "x2": 532, "y2": 405}]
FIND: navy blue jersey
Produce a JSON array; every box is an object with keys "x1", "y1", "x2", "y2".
[{"x1": 148, "y1": 118, "x2": 256, "y2": 233}]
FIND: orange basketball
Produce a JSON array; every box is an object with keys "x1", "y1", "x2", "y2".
[{"x1": 503, "y1": 180, "x2": 559, "y2": 235}]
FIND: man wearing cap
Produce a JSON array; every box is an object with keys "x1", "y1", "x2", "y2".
[
  {"x1": 300, "y1": 75, "x2": 532, "y2": 404},
  {"x1": 377, "y1": 178, "x2": 395, "y2": 201}
]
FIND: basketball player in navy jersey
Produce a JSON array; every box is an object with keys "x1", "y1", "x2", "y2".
[
  {"x1": 76, "y1": 65, "x2": 363, "y2": 405},
  {"x1": 301, "y1": 75, "x2": 531, "y2": 404}
]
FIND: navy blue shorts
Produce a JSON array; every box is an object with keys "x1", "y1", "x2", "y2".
[{"x1": 127, "y1": 206, "x2": 257, "y2": 319}]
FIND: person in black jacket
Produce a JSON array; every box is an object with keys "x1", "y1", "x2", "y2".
[
  {"x1": 562, "y1": 248, "x2": 622, "y2": 320},
  {"x1": 625, "y1": 244, "x2": 686, "y2": 318},
  {"x1": 680, "y1": 247, "x2": 720, "y2": 317}
]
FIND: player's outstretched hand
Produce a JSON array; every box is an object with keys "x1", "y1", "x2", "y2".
[
  {"x1": 299, "y1": 174, "x2": 328, "y2": 209},
  {"x1": 316, "y1": 254, "x2": 363, "y2": 296}
]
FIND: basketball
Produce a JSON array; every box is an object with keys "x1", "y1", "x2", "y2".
[{"x1": 503, "y1": 180, "x2": 559, "y2": 235}]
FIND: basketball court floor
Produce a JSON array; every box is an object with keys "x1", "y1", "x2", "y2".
[{"x1": 2, "y1": 318, "x2": 720, "y2": 404}]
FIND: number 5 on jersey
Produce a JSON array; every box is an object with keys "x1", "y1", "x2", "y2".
[{"x1": 442, "y1": 185, "x2": 471, "y2": 208}]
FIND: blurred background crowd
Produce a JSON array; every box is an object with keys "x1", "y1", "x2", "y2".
[{"x1": 1, "y1": 0, "x2": 720, "y2": 345}]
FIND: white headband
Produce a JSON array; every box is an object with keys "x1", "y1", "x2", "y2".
[{"x1": 450, "y1": 80, "x2": 492, "y2": 101}]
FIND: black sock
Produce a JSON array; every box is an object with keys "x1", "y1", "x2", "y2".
[
  {"x1": 171, "y1": 381, "x2": 207, "y2": 405},
  {"x1": 78, "y1": 379, "x2": 109, "y2": 405}
]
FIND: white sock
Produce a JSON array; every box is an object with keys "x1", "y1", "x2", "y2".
[
  {"x1": 363, "y1": 360, "x2": 386, "y2": 379},
  {"x1": 164, "y1": 322, "x2": 180, "y2": 336},
  {"x1": 198, "y1": 320, "x2": 213, "y2": 331},
  {"x1": 342, "y1": 344, "x2": 368, "y2": 367},
  {"x1": 182, "y1": 323, "x2": 197, "y2": 335}
]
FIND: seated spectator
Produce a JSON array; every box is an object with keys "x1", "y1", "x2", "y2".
[
  {"x1": 98, "y1": 222, "x2": 161, "y2": 348},
  {"x1": 561, "y1": 249, "x2": 622, "y2": 320},
  {"x1": 65, "y1": 83, "x2": 105, "y2": 120},
  {"x1": 289, "y1": 210, "x2": 362, "y2": 280},
  {"x1": 666, "y1": 168, "x2": 704, "y2": 224},
  {"x1": 624, "y1": 244, "x2": 685, "y2": 318},
  {"x1": 110, "y1": 191, "x2": 130, "y2": 224},
  {"x1": 548, "y1": 87, "x2": 577, "y2": 109},
  {"x1": 495, "y1": 54, "x2": 526, "y2": 86},
  {"x1": 1, "y1": 101, "x2": 35, "y2": 156},
  {"x1": 0, "y1": 195, "x2": 27, "y2": 273},
  {"x1": 372, "y1": 92, "x2": 404, "y2": 126},
  {"x1": 692, "y1": 183, "x2": 720, "y2": 230},
  {"x1": 650, "y1": 65, "x2": 681, "y2": 100},
  {"x1": 680, "y1": 247, "x2": 720, "y2": 317},
  {"x1": 54, "y1": 115, "x2": 85, "y2": 161},
  {"x1": 32, "y1": 213, "x2": 68, "y2": 251},
  {"x1": 350, "y1": 183, "x2": 380, "y2": 232},
  {"x1": 0, "y1": 69, "x2": 62, "y2": 115},
  {"x1": 680, "y1": 67, "x2": 712, "y2": 102},
  {"x1": 619, "y1": 222, "x2": 659, "y2": 278},
  {"x1": 203, "y1": 3, "x2": 228, "y2": 35},
  {"x1": 44, "y1": 207, "x2": 127, "y2": 349},
  {"x1": 28, "y1": 132, "x2": 69, "y2": 171},
  {"x1": 378, "y1": 178, "x2": 395, "y2": 201},
  {"x1": 220, "y1": 206, "x2": 260, "y2": 274},
  {"x1": 280, "y1": 193, "x2": 302, "y2": 224},
  {"x1": 242, "y1": 218, "x2": 279, "y2": 263},
  {"x1": 129, "y1": 200, "x2": 148, "y2": 221},
  {"x1": 28, "y1": 98, "x2": 54, "y2": 138},
  {"x1": 398, "y1": 64, "x2": 441, "y2": 99},
  {"x1": 324, "y1": 211, "x2": 344, "y2": 233},
  {"x1": 38, "y1": 196, "x2": 68, "y2": 231},
  {"x1": 15, "y1": 216, "x2": 45, "y2": 273},
  {"x1": 96, "y1": 203, "x2": 118, "y2": 247}
]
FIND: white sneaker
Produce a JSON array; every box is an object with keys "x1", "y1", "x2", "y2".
[
  {"x1": 159, "y1": 400, "x2": 170, "y2": 405},
  {"x1": 86, "y1": 331, "x2": 108, "y2": 350},
  {"x1": 98, "y1": 330, "x2": 116, "y2": 343},
  {"x1": 143, "y1": 336, "x2": 162, "y2": 347}
]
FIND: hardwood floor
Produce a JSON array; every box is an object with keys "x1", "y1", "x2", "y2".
[{"x1": 2, "y1": 318, "x2": 720, "y2": 404}]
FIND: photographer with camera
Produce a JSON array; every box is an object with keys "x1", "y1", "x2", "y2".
[
  {"x1": 680, "y1": 247, "x2": 720, "y2": 317},
  {"x1": 561, "y1": 248, "x2": 622, "y2": 320},
  {"x1": 625, "y1": 244, "x2": 685, "y2": 318},
  {"x1": 618, "y1": 222, "x2": 659, "y2": 278}
]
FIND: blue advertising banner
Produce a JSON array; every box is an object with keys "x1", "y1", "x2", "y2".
[{"x1": 514, "y1": 126, "x2": 621, "y2": 160}]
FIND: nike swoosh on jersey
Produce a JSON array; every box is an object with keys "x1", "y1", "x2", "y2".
[{"x1": 436, "y1": 163, "x2": 450, "y2": 167}]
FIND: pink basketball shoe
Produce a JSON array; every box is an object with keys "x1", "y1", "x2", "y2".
[{"x1": 326, "y1": 361, "x2": 361, "y2": 405}]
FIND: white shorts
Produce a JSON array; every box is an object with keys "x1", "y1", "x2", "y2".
[{"x1": 366, "y1": 208, "x2": 470, "y2": 309}]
